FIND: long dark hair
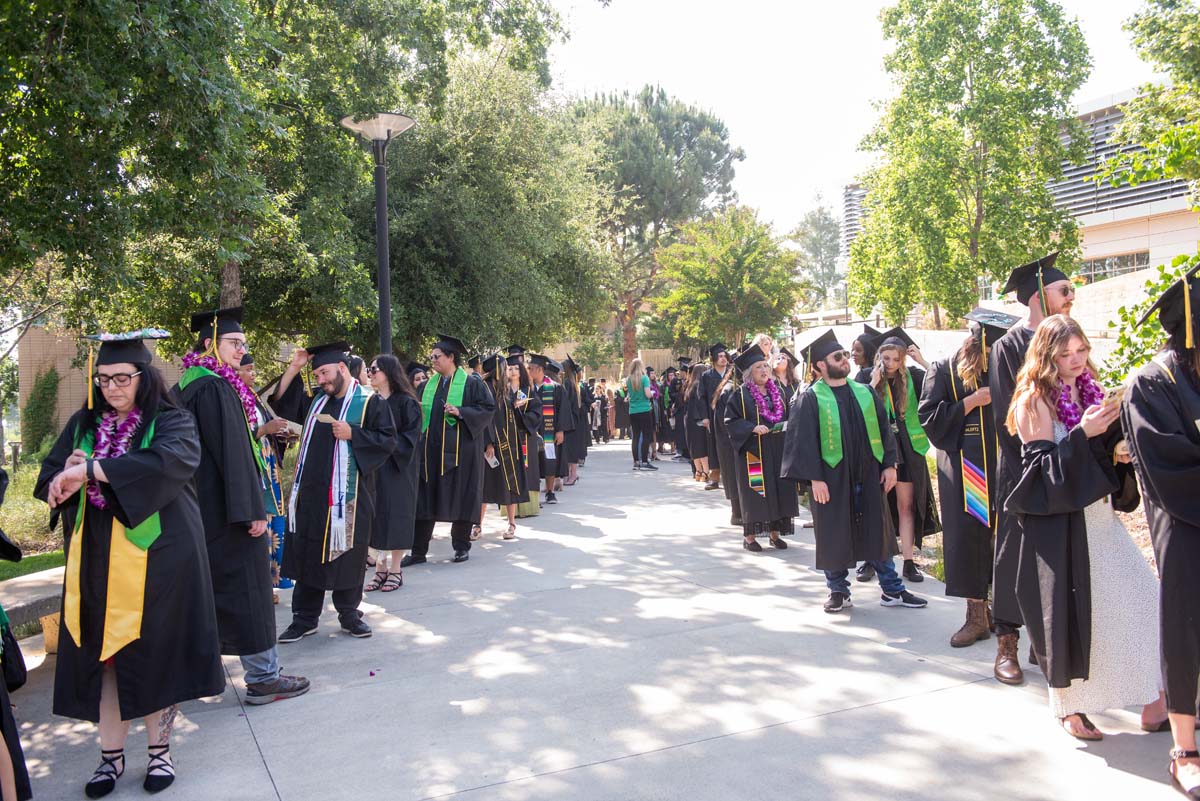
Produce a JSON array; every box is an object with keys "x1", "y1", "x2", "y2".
[
  {"x1": 956, "y1": 332, "x2": 986, "y2": 390},
  {"x1": 77, "y1": 365, "x2": 176, "y2": 445},
  {"x1": 683, "y1": 363, "x2": 705, "y2": 400},
  {"x1": 508, "y1": 360, "x2": 532, "y2": 393},
  {"x1": 372, "y1": 354, "x2": 417, "y2": 399},
  {"x1": 1167, "y1": 327, "x2": 1200, "y2": 388}
]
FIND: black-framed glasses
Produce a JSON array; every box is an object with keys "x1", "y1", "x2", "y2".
[
  {"x1": 94, "y1": 371, "x2": 142, "y2": 388},
  {"x1": 218, "y1": 337, "x2": 249, "y2": 352}
]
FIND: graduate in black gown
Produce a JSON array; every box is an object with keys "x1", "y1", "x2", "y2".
[
  {"x1": 528, "y1": 354, "x2": 567, "y2": 503},
  {"x1": 672, "y1": 358, "x2": 692, "y2": 459},
  {"x1": 684, "y1": 363, "x2": 711, "y2": 482},
  {"x1": 271, "y1": 343, "x2": 396, "y2": 640},
  {"x1": 917, "y1": 309, "x2": 1018, "y2": 648},
  {"x1": 1121, "y1": 263, "x2": 1200, "y2": 794},
  {"x1": 480, "y1": 353, "x2": 535, "y2": 539},
  {"x1": 562, "y1": 356, "x2": 589, "y2": 483},
  {"x1": 407, "y1": 362, "x2": 430, "y2": 391},
  {"x1": 988, "y1": 251, "x2": 1076, "y2": 686},
  {"x1": 713, "y1": 360, "x2": 743, "y2": 525},
  {"x1": 405, "y1": 335, "x2": 496, "y2": 564},
  {"x1": 37, "y1": 330, "x2": 224, "y2": 795},
  {"x1": 868, "y1": 327, "x2": 938, "y2": 583},
  {"x1": 851, "y1": 324, "x2": 881, "y2": 385},
  {"x1": 772, "y1": 348, "x2": 800, "y2": 406},
  {"x1": 505, "y1": 347, "x2": 544, "y2": 518},
  {"x1": 698, "y1": 344, "x2": 731, "y2": 489},
  {"x1": 657, "y1": 367, "x2": 678, "y2": 456},
  {"x1": 174, "y1": 308, "x2": 308, "y2": 705},
  {"x1": 725, "y1": 348, "x2": 798, "y2": 551},
  {"x1": 363, "y1": 354, "x2": 421, "y2": 594},
  {"x1": 0, "y1": 469, "x2": 31, "y2": 801},
  {"x1": 782, "y1": 330, "x2": 926, "y2": 614}
]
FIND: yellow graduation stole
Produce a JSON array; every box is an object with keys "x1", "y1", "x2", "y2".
[{"x1": 65, "y1": 419, "x2": 161, "y2": 661}]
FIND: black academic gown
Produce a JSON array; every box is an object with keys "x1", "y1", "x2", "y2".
[
  {"x1": 515, "y1": 387, "x2": 543, "y2": 493},
  {"x1": 1122, "y1": 353, "x2": 1200, "y2": 713},
  {"x1": 714, "y1": 384, "x2": 742, "y2": 514},
  {"x1": 699, "y1": 367, "x2": 727, "y2": 463},
  {"x1": 918, "y1": 358, "x2": 997, "y2": 599},
  {"x1": 418, "y1": 373, "x2": 496, "y2": 523},
  {"x1": 173, "y1": 373, "x2": 274, "y2": 656},
  {"x1": 577, "y1": 382, "x2": 594, "y2": 457},
  {"x1": 854, "y1": 367, "x2": 873, "y2": 385},
  {"x1": 563, "y1": 380, "x2": 587, "y2": 465},
  {"x1": 371, "y1": 392, "x2": 421, "y2": 550},
  {"x1": 483, "y1": 387, "x2": 531, "y2": 505},
  {"x1": 274, "y1": 384, "x2": 397, "y2": 590},
  {"x1": 35, "y1": 409, "x2": 225, "y2": 722},
  {"x1": 686, "y1": 389, "x2": 710, "y2": 458},
  {"x1": 782, "y1": 382, "x2": 899, "y2": 571},
  {"x1": 724, "y1": 385, "x2": 798, "y2": 533},
  {"x1": 539, "y1": 380, "x2": 570, "y2": 478},
  {"x1": 879, "y1": 368, "x2": 939, "y2": 546},
  {"x1": 1004, "y1": 424, "x2": 1119, "y2": 688},
  {"x1": 990, "y1": 325, "x2": 1034, "y2": 625}
]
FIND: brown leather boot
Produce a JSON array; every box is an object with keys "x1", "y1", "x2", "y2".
[
  {"x1": 950, "y1": 599, "x2": 991, "y2": 648},
  {"x1": 994, "y1": 632, "x2": 1025, "y2": 685}
]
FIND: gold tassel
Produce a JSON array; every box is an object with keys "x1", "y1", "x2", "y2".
[
  {"x1": 1185, "y1": 275, "x2": 1194, "y2": 350},
  {"x1": 86, "y1": 346, "x2": 95, "y2": 409}
]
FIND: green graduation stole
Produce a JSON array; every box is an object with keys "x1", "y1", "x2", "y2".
[
  {"x1": 422, "y1": 367, "x2": 467, "y2": 432},
  {"x1": 66, "y1": 418, "x2": 161, "y2": 660},
  {"x1": 812, "y1": 379, "x2": 884, "y2": 468},
  {"x1": 177, "y1": 365, "x2": 271, "y2": 483},
  {"x1": 884, "y1": 372, "x2": 931, "y2": 455}
]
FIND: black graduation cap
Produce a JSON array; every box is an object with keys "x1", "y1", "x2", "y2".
[
  {"x1": 563, "y1": 354, "x2": 581, "y2": 373},
  {"x1": 433, "y1": 333, "x2": 467, "y2": 357},
  {"x1": 0, "y1": 469, "x2": 21, "y2": 563},
  {"x1": 505, "y1": 352, "x2": 524, "y2": 366},
  {"x1": 677, "y1": 355, "x2": 693, "y2": 368},
  {"x1": 964, "y1": 307, "x2": 1021, "y2": 346},
  {"x1": 189, "y1": 306, "x2": 244, "y2": 340},
  {"x1": 1000, "y1": 252, "x2": 1068, "y2": 305},
  {"x1": 306, "y1": 341, "x2": 351, "y2": 369},
  {"x1": 527, "y1": 353, "x2": 551, "y2": 369},
  {"x1": 663, "y1": 365, "x2": 678, "y2": 377},
  {"x1": 545, "y1": 358, "x2": 563, "y2": 376},
  {"x1": 800, "y1": 329, "x2": 844, "y2": 364},
  {"x1": 406, "y1": 361, "x2": 429, "y2": 379},
  {"x1": 734, "y1": 348, "x2": 768, "y2": 373},
  {"x1": 507, "y1": 344, "x2": 526, "y2": 358},
  {"x1": 871, "y1": 327, "x2": 916, "y2": 351},
  {"x1": 708, "y1": 342, "x2": 728, "y2": 361},
  {"x1": 239, "y1": 353, "x2": 254, "y2": 367},
  {"x1": 481, "y1": 353, "x2": 504, "y2": 375},
  {"x1": 86, "y1": 328, "x2": 170, "y2": 367},
  {"x1": 778, "y1": 347, "x2": 799, "y2": 365},
  {"x1": 1136, "y1": 262, "x2": 1200, "y2": 348},
  {"x1": 467, "y1": 354, "x2": 481, "y2": 368}
]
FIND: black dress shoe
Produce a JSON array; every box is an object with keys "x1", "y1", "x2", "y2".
[
  {"x1": 743, "y1": 539, "x2": 763, "y2": 552},
  {"x1": 399, "y1": 554, "x2": 427, "y2": 568},
  {"x1": 856, "y1": 563, "x2": 876, "y2": 582},
  {"x1": 902, "y1": 559, "x2": 925, "y2": 583},
  {"x1": 453, "y1": 550, "x2": 470, "y2": 563}
]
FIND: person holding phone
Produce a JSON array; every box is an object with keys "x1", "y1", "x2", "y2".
[{"x1": 480, "y1": 353, "x2": 538, "y2": 539}]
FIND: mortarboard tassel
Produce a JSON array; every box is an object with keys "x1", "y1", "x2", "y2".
[
  {"x1": 1038, "y1": 268, "x2": 1047, "y2": 318},
  {"x1": 1185, "y1": 275, "x2": 1195, "y2": 350},
  {"x1": 87, "y1": 346, "x2": 95, "y2": 410}
]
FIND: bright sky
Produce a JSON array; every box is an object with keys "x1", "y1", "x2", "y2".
[{"x1": 548, "y1": 0, "x2": 1164, "y2": 233}]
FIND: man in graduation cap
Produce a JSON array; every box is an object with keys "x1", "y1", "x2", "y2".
[
  {"x1": 401, "y1": 334, "x2": 496, "y2": 564},
  {"x1": 527, "y1": 353, "x2": 569, "y2": 503},
  {"x1": 781, "y1": 330, "x2": 926, "y2": 613},
  {"x1": 174, "y1": 308, "x2": 309, "y2": 704},
  {"x1": 698, "y1": 344, "x2": 732, "y2": 490},
  {"x1": 989, "y1": 251, "x2": 1076, "y2": 685},
  {"x1": 672, "y1": 357, "x2": 692, "y2": 460},
  {"x1": 1121, "y1": 263, "x2": 1200, "y2": 793},
  {"x1": 918, "y1": 308, "x2": 1020, "y2": 647},
  {"x1": 270, "y1": 342, "x2": 397, "y2": 640}
]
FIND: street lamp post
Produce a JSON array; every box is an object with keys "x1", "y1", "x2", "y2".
[{"x1": 339, "y1": 112, "x2": 416, "y2": 354}]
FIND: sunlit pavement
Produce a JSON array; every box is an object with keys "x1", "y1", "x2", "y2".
[{"x1": 15, "y1": 440, "x2": 1177, "y2": 800}]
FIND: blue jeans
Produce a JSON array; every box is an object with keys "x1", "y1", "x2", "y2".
[
  {"x1": 824, "y1": 559, "x2": 905, "y2": 597},
  {"x1": 240, "y1": 646, "x2": 281, "y2": 686}
]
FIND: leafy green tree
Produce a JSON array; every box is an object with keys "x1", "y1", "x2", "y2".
[
  {"x1": 848, "y1": 0, "x2": 1090, "y2": 326},
  {"x1": 0, "y1": 357, "x2": 17, "y2": 458},
  {"x1": 789, "y1": 200, "x2": 842, "y2": 310},
  {"x1": 578, "y1": 86, "x2": 744, "y2": 360},
  {"x1": 1100, "y1": 254, "x2": 1199, "y2": 386},
  {"x1": 654, "y1": 207, "x2": 802, "y2": 349}
]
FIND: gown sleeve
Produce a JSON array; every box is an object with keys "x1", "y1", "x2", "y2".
[
  {"x1": 391, "y1": 395, "x2": 421, "y2": 469},
  {"x1": 33, "y1": 410, "x2": 87, "y2": 533},
  {"x1": 348, "y1": 393, "x2": 397, "y2": 474},
  {"x1": 457, "y1": 375, "x2": 496, "y2": 440},
  {"x1": 98, "y1": 408, "x2": 203, "y2": 529},
  {"x1": 270, "y1": 376, "x2": 311, "y2": 424},
  {"x1": 519, "y1": 391, "x2": 543, "y2": 436},
  {"x1": 781, "y1": 389, "x2": 826, "y2": 482},
  {"x1": 1121, "y1": 368, "x2": 1200, "y2": 522},
  {"x1": 917, "y1": 360, "x2": 966, "y2": 452},
  {"x1": 192, "y1": 380, "x2": 267, "y2": 526},
  {"x1": 723, "y1": 388, "x2": 758, "y2": 452},
  {"x1": 1004, "y1": 427, "x2": 1120, "y2": 516}
]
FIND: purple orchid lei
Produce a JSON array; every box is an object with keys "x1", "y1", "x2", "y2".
[
  {"x1": 86, "y1": 408, "x2": 143, "y2": 509},
  {"x1": 1056, "y1": 369, "x2": 1105, "y2": 429},
  {"x1": 183, "y1": 352, "x2": 258, "y2": 423},
  {"x1": 748, "y1": 379, "x2": 785, "y2": 425}
]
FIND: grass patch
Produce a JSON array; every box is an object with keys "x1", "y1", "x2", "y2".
[
  {"x1": 0, "y1": 549, "x2": 64, "y2": 581},
  {"x1": 0, "y1": 465, "x2": 60, "y2": 555}
]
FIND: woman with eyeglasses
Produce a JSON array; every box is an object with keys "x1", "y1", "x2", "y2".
[
  {"x1": 363, "y1": 355, "x2": 422, "y2": 592},
  {"x1": 36, "y1": 330, "x2": 224, "y2": 796}
]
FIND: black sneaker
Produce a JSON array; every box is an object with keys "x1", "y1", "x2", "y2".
[
  {"x1": 856, "y1": 563, "x2": 876, "y2": 583},
  {"x1": 641, "y1": 461, "x2": 658, "y2": 470},
  {"x1": 244, "y1": 674, "x2": 311, "y2": 705},
  {"x1": 277, "y1": 623, "x2": 317, "y2": 643},
  {"x1": 632, "y1": 462, "x2": 643, "y2": 470},
  {"x1": 342, "y1": 618, "x2": 372, "y2": 638},
  {"x1": 452, "y1": 549, "x2": 470, "y2": 563},
  {"x1": 399, "y1": 554, "x2": 427, "y2": 568},
  {"x1": 544, "y1": 491, "x2": 558, "y2": 504},
  {"x1": 824, "y1": 592, "x2": 853, "y2": 613},
  {"x1": 881, "y1": 590, "x2": 928, "y2": 608},
  {"x1": 902, "y1": 559, "x2": 925, "y2": 583}
]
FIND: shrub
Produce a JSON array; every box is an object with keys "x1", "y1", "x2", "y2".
[{"x1": 20, "y1": 367, "x2": 59, "y2": 462}]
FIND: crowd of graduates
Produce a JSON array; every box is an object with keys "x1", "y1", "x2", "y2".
[{"x1": 0, "y1": 252, "x2": 1198, "y2": 799}]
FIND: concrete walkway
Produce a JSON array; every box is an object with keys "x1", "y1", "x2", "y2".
[{"x1": 13, "y1": 441, "x2": 1177, "y2": 800}]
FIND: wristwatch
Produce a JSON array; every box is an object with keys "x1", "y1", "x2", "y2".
[{"x1": 86, "y1": 459, "x2": 95, "y2": 480}]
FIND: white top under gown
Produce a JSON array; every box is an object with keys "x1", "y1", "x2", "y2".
[{"x1": 1047, "y1": 420, "x2": 1161, "y2": 718}]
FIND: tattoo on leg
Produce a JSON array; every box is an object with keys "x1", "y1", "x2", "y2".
[{"x1": 154, "y1": 705, "x2": 179, "y2": 746}]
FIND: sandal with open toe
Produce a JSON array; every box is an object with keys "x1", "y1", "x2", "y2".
[
  {"x1": 1060, "y1": 713, "x2": 1103, "y2": 741},
  {"x1": 1170, "y1": 749, "x2": 1200, "y2": 799},
  {"x1": 504, "y1": 524, "x2": 516, "y2": 540},
  {"x1": 364, "y1": 571, "x2": 388, "y2": 592},
  {"x1": 380, "y1": 571, "x2": 403, "y2": 592},
  {"x1": 469, "y1": 525, "x2": 482, "y2": 541}
]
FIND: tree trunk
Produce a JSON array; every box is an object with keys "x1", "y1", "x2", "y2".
[
  {"x1": 931, "y1": 303, "x2": 942, "y2": 329},
  {"x1": 620, "y1": 294, "x2": 638, "y2": 363},
  {"x1": 220, "y1": 260, "x2": 243, "y2": 308}
]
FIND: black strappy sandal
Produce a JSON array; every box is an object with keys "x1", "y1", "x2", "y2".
[
  {"x1": 85, "y1": 748, "x2": 124, "y2": 798},
  {"x1": 364, "y1": 571, "x2": 389, "y2": 592},
  {"x1": 144, "y1": 744, "x2": 175, "y2": 793},
  {"x1": 1171, "y1": 749, "x2": 1200, "y2": 799},
  {"x1": 380, "y1": 571, "x2": 403, "y2": 592}
]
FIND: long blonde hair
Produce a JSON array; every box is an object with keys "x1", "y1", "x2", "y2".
[
  {"x1": 1006, "y1": 315, "x2": 1098, "y2": 435},
  {"x1": 872, "y1": 343, "x2": 911, "y2": 413},
  {"x1": 955, "y1": 333, "x2": 986, "y2": 390},
  {"x1": 625, "y1": 358, "x2": 645, "y2": 395}
]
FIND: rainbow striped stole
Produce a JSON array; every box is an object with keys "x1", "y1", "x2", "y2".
[
  {"x1": 746, "y1": 452, "x2": 766, "y2": 497},
  {"x1": 540, "y1": 381, "x2": 555, "y2": 444},
  {"x1": 962, "y1": 456, "x2": 989, "y2": 526}
]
